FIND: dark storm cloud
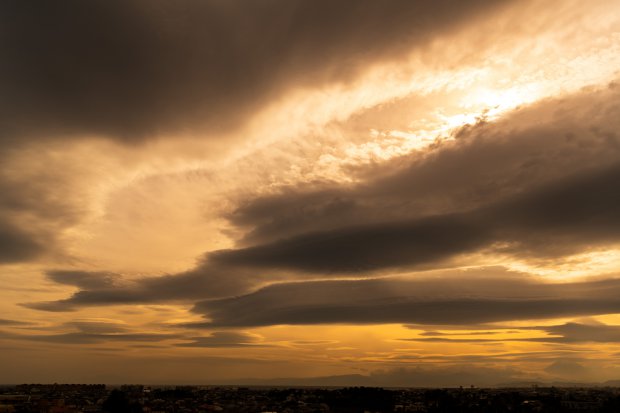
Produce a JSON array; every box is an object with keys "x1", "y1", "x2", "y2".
[
  {"x1": 185, "y1": 273, "x2": 620, "y2": 327},
  {"x1": 0, "y1": 0, "x2": 510, "y2": 144}
]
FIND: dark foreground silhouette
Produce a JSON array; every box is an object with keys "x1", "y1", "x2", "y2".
[{"x1": 2, "y1": 383, "x2": 620, "y2": 412}]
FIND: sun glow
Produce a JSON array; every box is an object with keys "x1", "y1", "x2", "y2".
[{"x1": 466, "y1": 85, "x2": 541, "y2": 114}]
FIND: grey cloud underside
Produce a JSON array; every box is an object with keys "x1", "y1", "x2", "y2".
[
  {"x1": 24, "y1": 267, "x2": 261, "y2": 311},
  {"x1": 47, "y1": 271, "x2": 121, "y2": 290},
  {"x1": 0, "y1": 154, "x2": 91, "y2": 264},
  {"x1": 0, "y1": 0, "x2": 509, "y2": 144},
  {"x1": 214, "y1": 213, "x2": 487, "y2": 273},
  {"x1": 0, "y1": 220, "x2": 44, "y2": 263},
  {"x1": 187, "y1": 275, "x2": 620, "y2": 327},
  {"x1": 212, "y1": 161, "x2": 620, "y2": 272}
]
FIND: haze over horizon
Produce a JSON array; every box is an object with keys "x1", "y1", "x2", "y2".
[{"x1": 2, "y1": 0, "x2": 620, "y2": 386}]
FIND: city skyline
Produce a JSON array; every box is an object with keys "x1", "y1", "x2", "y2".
[{"x1": 2, "y1": 0, "x2": 620, "y2": 385}]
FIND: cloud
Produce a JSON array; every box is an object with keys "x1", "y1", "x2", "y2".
[
  {"x1": 25, "y1": 83, "x2": 620, "y2": 311},
  {"x1": 419, "y1": 331, "x2": 508, "y2": 336},
  {"x1": 27, "y1": 154, "x2": 620, "y2": 309},
  {"x1": 212, "y1": 212, "x2": 488, "y2": 273},
  {"x1": 184, "y1": 270, "x2": 620, "y2": 327},
  {"x1": 0, "y1": 0, "x2": 511, "y2": 144},
  {"x1": 229, "y1": 83, "x2": 620, "y2": 246},
  {"x1": 0, "y1": 220, "x2": 45, "y2": 263},
  {"x1": 176, "y1": 331, "x2": 268, "y2": 348},
  {"x1": 402, "y1": 322, "x2": 620, "y2": 345},
  {"x1": 0, "y1": 0, "x2": 515, "y2": 266},
  {"x1": 1, "y1": 319, "x2": 267, "y2": 348},
  {"x1": 0, "y1": 145, "x2": 99, "y2": 264},
  {"x1": 0, "y1": 330, "x2": 179, "y2": 345},
  {"x1": 47, "y1": 271, "x2": 121, "y2": 290},
  {"x1": 0, "y1": 319, "x2": 184, "y2": 345},
  {"x1": 532, "y1": 322, "x2": 620, "y2": 344},
  {"x1": 210, "y1": 160, "x2": 620, "y2": 273},
  {"x1": 227, "y1": 84, "x2": 620, "y2": 259},
  {"x1": 24, "y1": 266, "x2": 266, "y2": 311},
  {"x1": 0, "y1": 318, "x2": 32, "y2": 326},
  {"x1": 63, "y1": 320, "x2": 129, "y2": 334}
]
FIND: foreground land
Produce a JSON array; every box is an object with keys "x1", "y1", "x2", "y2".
[{"x1": 2, "y1": 383, "x2": 620, "y2": 412}]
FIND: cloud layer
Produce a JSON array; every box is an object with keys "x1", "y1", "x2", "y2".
[
  {"x1": 28, "y1": 83, "x2": 620, "y2": 315},
  {"x1": 188, "y1": 271, "x2": 620, "y2": 327},
  {"x1": 0, "y1": 0, "x2": 510, "y2": 144}
]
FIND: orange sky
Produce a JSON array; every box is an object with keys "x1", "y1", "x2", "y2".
[{"x1": 1, "y1": 0, "x2": 620, "y2": 386}]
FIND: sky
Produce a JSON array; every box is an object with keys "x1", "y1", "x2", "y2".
[{"x1": 2, "y1": 0, "x2": 620, "y2": 386}]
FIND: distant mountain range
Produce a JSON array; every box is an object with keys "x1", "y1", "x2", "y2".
[{"x1": 217, "y1": 375, "x2": 620, "y2": 388}]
